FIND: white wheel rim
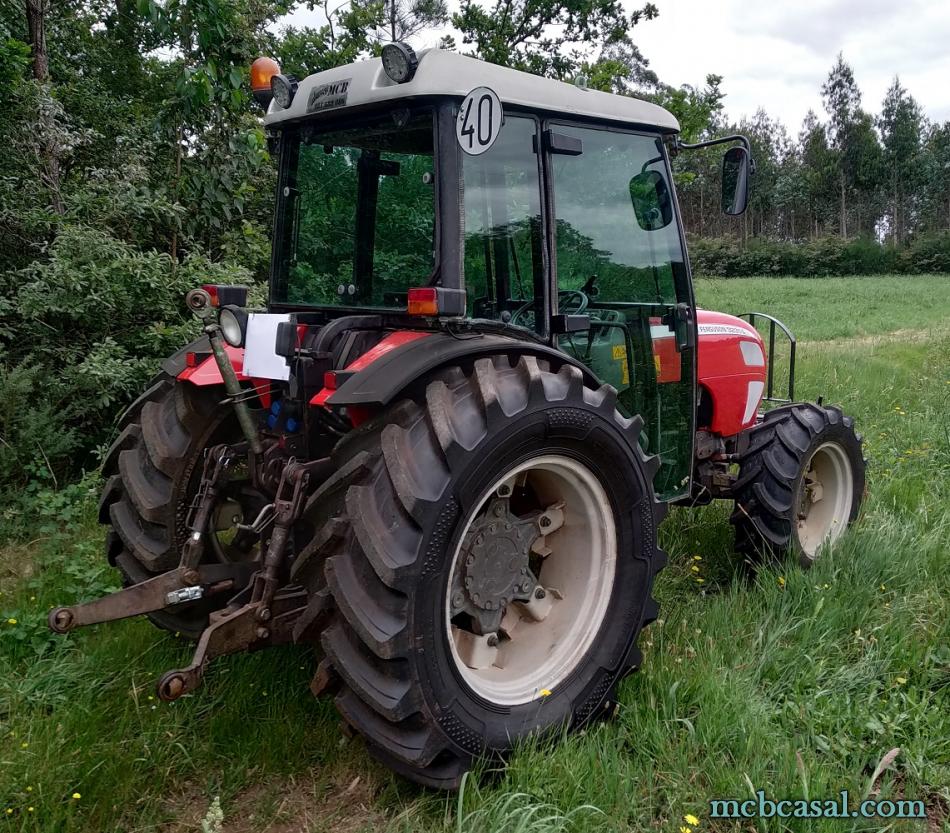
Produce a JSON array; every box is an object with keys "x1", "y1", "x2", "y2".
[
  {"x1": 797, "y1": 441, "x2": 854, "y2": 558},
  {"x1": 445, "y1": 454, "x2": 616, "y2": 706}
]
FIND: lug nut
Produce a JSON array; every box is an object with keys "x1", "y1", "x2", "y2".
[
  {"x1": 535, "y1": 587, "x2": 546, "y2": 600},
  {"x1": 256, "y1": 627, "x2": 270, "y2": 640},
  {"x1": 257, "y1": 607, "x2": 272, "y2": 622},
  {"x1": 486, "y1": 634, "x2": 499, "y2": 647},
  {"x1": 540, "y1": 515, "x2": 552, "y2": 528},
  {"x1": 452, "y1": 592, "x2": 465, "y2": 608}
]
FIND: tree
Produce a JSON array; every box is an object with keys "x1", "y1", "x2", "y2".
[
  {"x1": 920, "y1": 122, "x2": 950, "y2": 233},
  {"x1": 376, "y1": 0, "x2": 448, "y2": 44},
  {"x1": 879, "y1": 77, "x2": 925, "y2": 243},
  {"x1": 452, "y1": 0, "x2": 659, "y2": 83}
]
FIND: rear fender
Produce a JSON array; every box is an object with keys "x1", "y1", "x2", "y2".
[
  {"x1": 174, "y1": 338, "x2": 272, "y2": 408},
  {"x1": 314, "y1": 331, "x2": 601, "y2": 411}
]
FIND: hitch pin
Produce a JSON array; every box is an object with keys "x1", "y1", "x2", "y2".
[{"x1": 165, "y1": 586, "x2": 204, "y2": 606}]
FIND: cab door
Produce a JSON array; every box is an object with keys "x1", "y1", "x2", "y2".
[{"x1": 544, "y1": 123, "x2": 696, "y2": 500}]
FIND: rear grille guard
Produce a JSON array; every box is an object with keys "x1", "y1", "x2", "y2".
[{"x1": 739, "y1": 312, "x2": 796, "y2": 404}]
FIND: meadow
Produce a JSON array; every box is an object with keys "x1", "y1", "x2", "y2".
[{"x1": 1, "y1": 275, "x2": 948, "y2": 833}]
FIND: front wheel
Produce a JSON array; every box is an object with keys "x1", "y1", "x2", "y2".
[
  {"x1": 292, "y1": 355, "x2": 667, "y2": 788},
  {"x1": 731, "y1": 402, "x2": 866, "y2": 567}
]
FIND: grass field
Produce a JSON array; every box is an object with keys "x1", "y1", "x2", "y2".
[{"x1": 2, "y1": 275, "x2": 949, "y2": 833}]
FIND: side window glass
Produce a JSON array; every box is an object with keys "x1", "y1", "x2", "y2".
[
  {"x1": 551, "y1": 127, "x2": 684, "y2": 305},
  {"x1": 462, "y1": 117, "x2": 544, "y2": 331}
]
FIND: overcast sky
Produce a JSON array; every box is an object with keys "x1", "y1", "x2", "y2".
[{"x1": 279, "y1": 0, "x2": 950, "y2": 132}]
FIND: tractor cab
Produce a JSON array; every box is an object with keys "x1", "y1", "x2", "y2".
[{"x1": 261, "y1": 47, "x2": 750, "y2": 498}]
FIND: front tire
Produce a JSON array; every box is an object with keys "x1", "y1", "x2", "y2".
[
  {"x1": 292, "y1": 355, "x2": 667, "y2": 788},
  {"x1": 731, "y1": 402, "x2": 866, "y2": 567}
]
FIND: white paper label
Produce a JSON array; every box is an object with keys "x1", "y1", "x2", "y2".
[{"x1": 242, "y1": 313, "x2": 291, "y2": 381}]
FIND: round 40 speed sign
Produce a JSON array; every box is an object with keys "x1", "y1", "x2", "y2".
[{"x1": 456, "y1": 87, "x2": 504, "y2": 155}]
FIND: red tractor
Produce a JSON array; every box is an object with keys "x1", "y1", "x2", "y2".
[{"x1": 50, "y1": 46, "x2": 865, "y2": 788}]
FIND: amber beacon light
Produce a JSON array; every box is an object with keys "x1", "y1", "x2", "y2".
[{"x1": 250, "y1": 57, "x2": 281, "y2": 108}]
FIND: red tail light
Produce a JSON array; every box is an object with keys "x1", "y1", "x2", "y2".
[{"x1": 407, "y1": 287, "x2": 438, "y2": 316}]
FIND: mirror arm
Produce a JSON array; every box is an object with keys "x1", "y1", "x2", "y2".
[{"x1": 675, "y1": 134, "x2": 756, "y2": 173}]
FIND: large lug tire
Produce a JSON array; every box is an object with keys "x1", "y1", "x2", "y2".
[
  {"x1": 731, "y1": 402, "x2": 866, "y2": 568},
  {"x1": 291, "y1": 355, "x2": 667, "y2": 789},
  {"x1": 98, "y1": 374, "x2": 247, "y2": 638}
]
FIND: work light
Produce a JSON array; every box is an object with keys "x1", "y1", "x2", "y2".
[
  {"x1": 381, "y1": 42, "x2": 418, "y2": 84},
  {"x1": 219, "y1": 305, "x2": 248, "y2": 348},
  {"x1": 270, "y1": 73, "x2": 298, "y2": 109}
]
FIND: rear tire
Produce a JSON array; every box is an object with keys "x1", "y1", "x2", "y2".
[
  {"x1": 731, "y1": 402, "x2": 866, "y2": 567},
  {"x1": 292, "y1": 355, "x2": 667, "y2": 788},
  {"x1": 99, "y1": 374, "x2": 246, "y2": 638}
]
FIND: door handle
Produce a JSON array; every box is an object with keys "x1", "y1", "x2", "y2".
[{"x1": 672, "y1": 303, "x2": 695, "y2": 351}]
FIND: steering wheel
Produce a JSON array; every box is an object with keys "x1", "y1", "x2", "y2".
[{"x1": 510, "y1": 289, "x2": 589, "y2": 327}]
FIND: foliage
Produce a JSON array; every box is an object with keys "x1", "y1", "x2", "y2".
[
  {"x1": 689, "y1": 234, "x2": 950, "y2": 278},
  {"x1": 452, "y1": 0, "x2": 659, "y2": 83},
  {"x1": 0, "y1": 224, "x2": 251, "y2": 494}
]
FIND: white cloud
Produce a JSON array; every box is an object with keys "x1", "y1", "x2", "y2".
[{"x1": 638, "y1": 0, "x2": 950, "y2": 129}]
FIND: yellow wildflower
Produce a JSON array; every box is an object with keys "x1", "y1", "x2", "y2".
[
  {"x1": 692, "y1": 555, "x2": 702, "y2": 561},
  {"x1": 896, "y1": 677, "x2": 907, "y2": 685},
  {"x1": 6, "y1": 618, "x2": 16, "y2": 625},
  {"x1": 777, "y1": 576, "x2": 786, "y2": 588},
  {"x1": 5, "y1": 808, "x2": 12, "y2": 815},
  {"x1": 685, "y1": 813, "x2": 700, "y2": 825},
  {"x1": 539, "y1": 688, "x2": 552, "y2": 697},
  {"x1": 71, "y1": 793, "x2": 81, "y2": 800},
  {"x1": 695, "y1": 577, "x2": 705, "y2": 584},
  {"x1": 26, "y1": 787, "x2": 32, "y2": 793},
  {"x1": 690, "y1": 565, "x2": 700, "y2": 573},
  {"x1": 20, "y1": 742, "x2": 28, "y2": 749},
  {"x1": 680, "y1": 827, "x2": 692, "y2": 833},
  {"x1": 27, "y1": 807, "x2": 34, "y2": 813}
]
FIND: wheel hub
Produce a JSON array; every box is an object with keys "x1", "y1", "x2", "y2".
[{"x1": 455, "y1": 497, "x2": 538, "y2": 633}]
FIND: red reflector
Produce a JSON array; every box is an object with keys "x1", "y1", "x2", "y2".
[
  {"x1": 323, "y1": 371, "x2": 338, "y2": 390},
  {"x1": 201, "y1": 284, "x2": 220, "y2": 306},
  {"x1": 185, "y1": 351, "x2": 198, "y2": 368},
  {"x1": 407, "y1": 287, "x2": 439, "y2": 316}
]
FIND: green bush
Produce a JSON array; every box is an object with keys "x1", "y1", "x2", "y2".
[
  {"x1": 688, "y1": 234, "x2": 948, "y2": 277},
  {"x1": 0, "y1": 224, "x2": 254, "y2": 502}
]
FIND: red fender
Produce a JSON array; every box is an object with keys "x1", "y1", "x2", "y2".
[{"x1": 177, "y1": 345, "x2": 272, "y2": 408}]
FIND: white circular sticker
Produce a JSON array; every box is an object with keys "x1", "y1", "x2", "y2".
[{"x1": 456, "y1": 87, "x2": 503, "y2": 156}]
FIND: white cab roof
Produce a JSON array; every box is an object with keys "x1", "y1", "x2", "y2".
[{"x1": 264, "y1": 49, "x2": 680, "y2": 133}]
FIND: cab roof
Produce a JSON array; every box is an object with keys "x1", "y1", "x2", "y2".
[{"x1": 264, "y1": 48, "x2": 680, "y2": 133}]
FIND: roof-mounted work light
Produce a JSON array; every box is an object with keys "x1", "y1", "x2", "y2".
[
  {"x1": 270, "y1": 73, "x2": 298, "y2": 109},
  {"x1": 381, "y1": 42, "x2": 418, "y2": 84}
]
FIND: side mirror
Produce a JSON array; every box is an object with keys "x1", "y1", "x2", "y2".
[
  {"x1": 721, "y1": 146, "x2": 751, "y2": 215},
  {"x1": 629, "y1": 170, "x2": 673, "y2": 231}
]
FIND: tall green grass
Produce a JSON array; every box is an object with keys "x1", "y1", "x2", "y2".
[{"x1": 2, "y1": 277, "x2": 948, "y2": 832}]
